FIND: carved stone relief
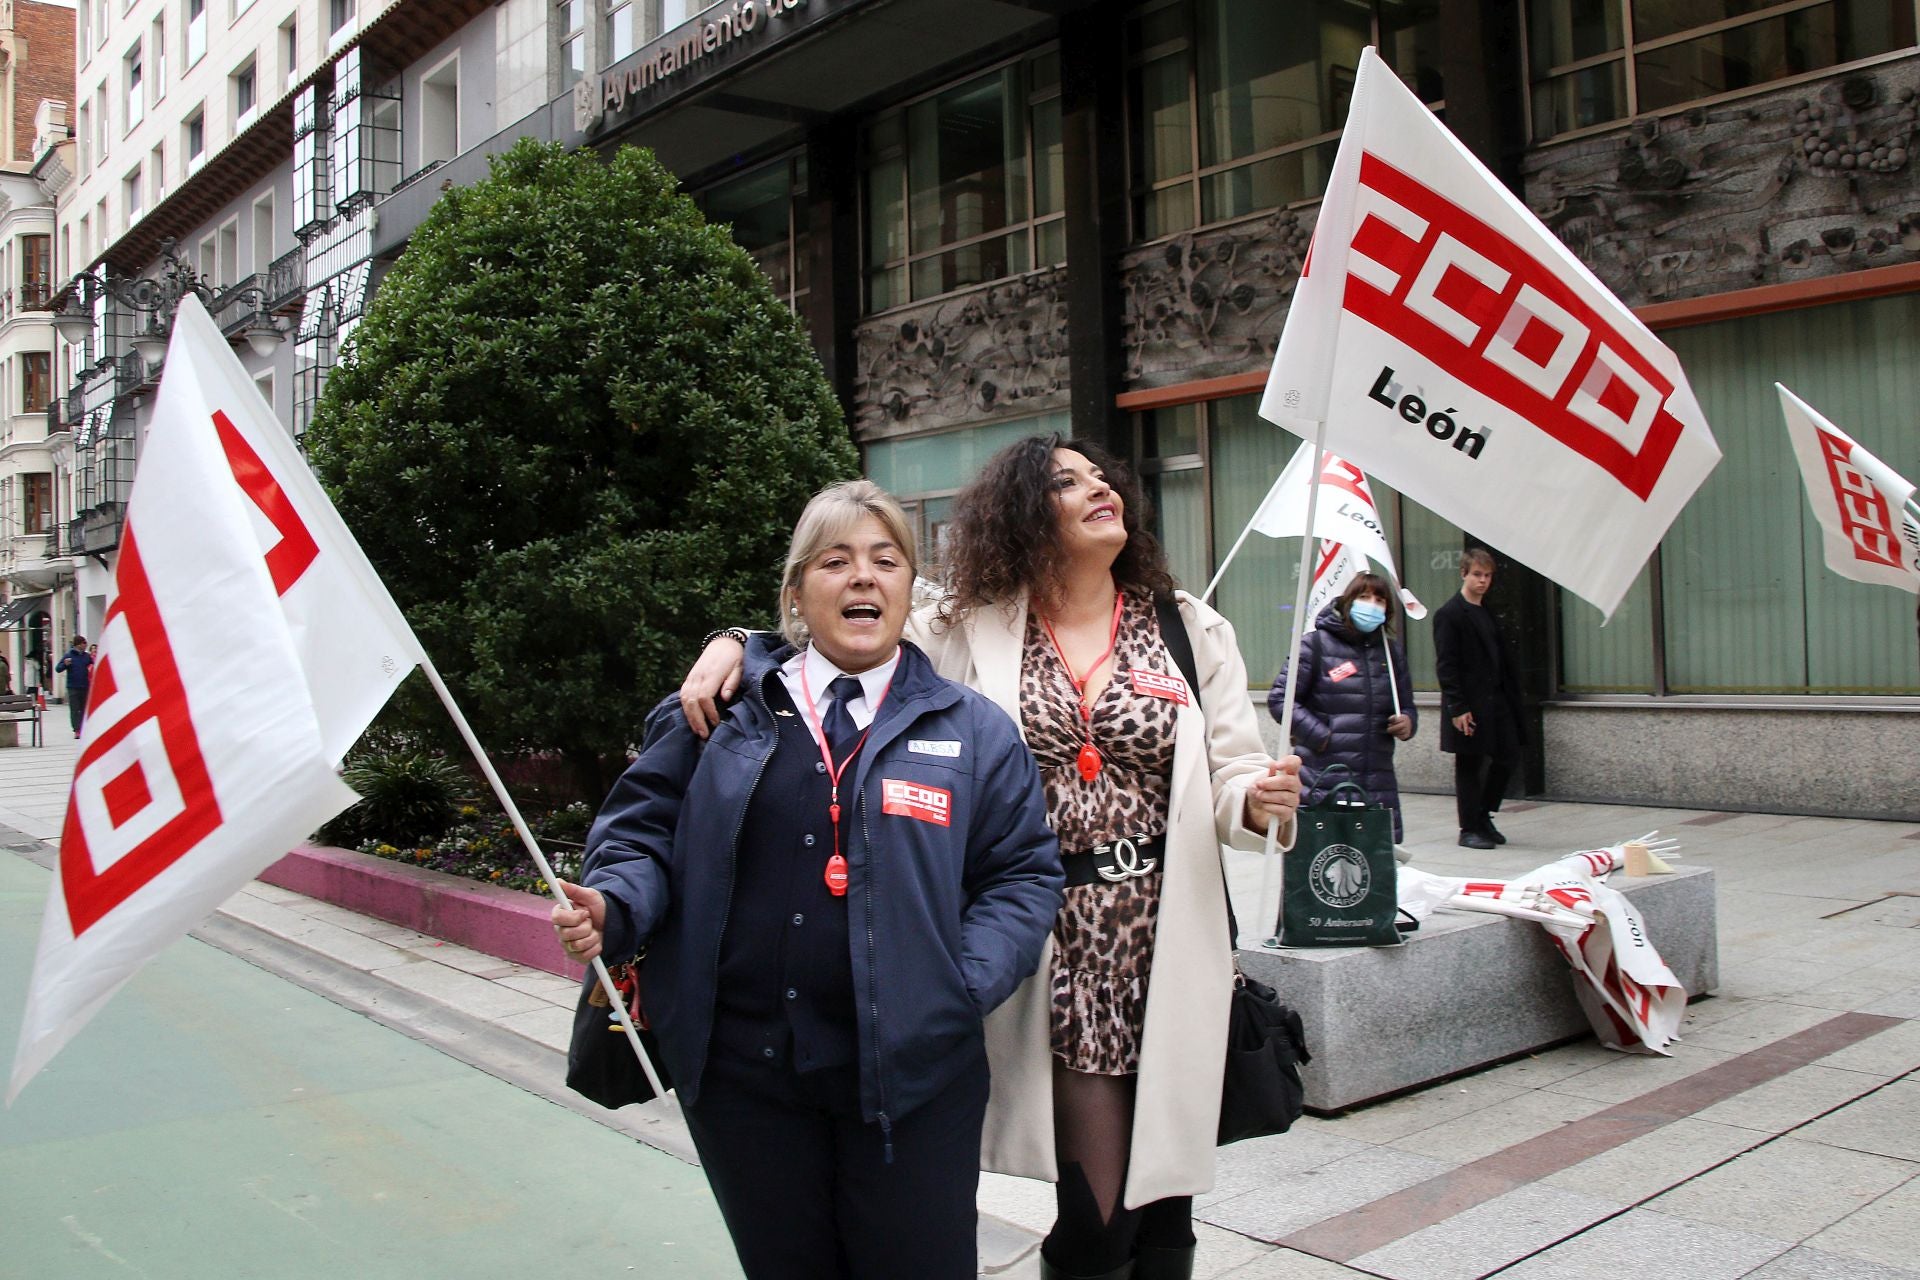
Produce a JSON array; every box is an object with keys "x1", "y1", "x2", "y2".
[
  {"x1": 1524, "y1": 58, "x2": 1920, "y2": 308},
  {"x1": 1120, "y1": 208, "x2": 1314, "y2": 388},
  {"x1": 851, "y1": 268, "x2": 1071, "y2": 441}
]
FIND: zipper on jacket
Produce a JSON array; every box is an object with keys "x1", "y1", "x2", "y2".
[
  {"x1": 701, "y1": 687, "x2": 776, "y2": 1076},
  {"x1": 861, "y1": 797, "x2": 893, "y2": 1163}
]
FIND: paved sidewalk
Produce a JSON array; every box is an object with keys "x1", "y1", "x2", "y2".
[{"x1": 3, "y1": 730, "x2": 1918, "y2": 1278}]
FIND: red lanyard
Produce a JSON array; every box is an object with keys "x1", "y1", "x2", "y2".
[
  {"x1": 797, "y1": 659, "x2": 895, "y2": 896},
  {"x1": 1038, "y1": 592, "x2": 1125, "y2": 782}
]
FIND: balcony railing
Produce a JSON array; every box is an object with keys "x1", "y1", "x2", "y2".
[
  {"x1": 211, "y1": 274, "x2": 270, "y2": 335},
  {"x1": 46, "y1": 388, "x2": 83, "y2": 437},
  {"x1": 266, "y1": 248, "x2": 305, "y2": 312},
  {"x1": 74, "y1": 504, "x2": 126, "y2": 558}
]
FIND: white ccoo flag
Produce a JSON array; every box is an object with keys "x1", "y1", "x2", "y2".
[
  {"x1": 1260, "y1": 47, "x2": 1720, "y2": 619},
  {"x1": 168, "y1": 297, "x2": 426, "y2": 762},
  {"x1": 1777, "y1": 384, "x2": 1920, "y2": 594},
  {"x1": 1248, "y1": 442, "x2": 1428, "y2": 621},
  {"x1": 10, "y1": 295, "x2": 424, "y2": 1101}
]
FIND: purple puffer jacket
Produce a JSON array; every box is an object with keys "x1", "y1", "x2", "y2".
[{"x1": 1267, "y1": 604, "x2": 1417, "y2": 841}]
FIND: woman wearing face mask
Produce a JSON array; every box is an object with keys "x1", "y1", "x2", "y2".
[
  {"x1": 1267, "y1": 573, "x2": 1416, "y2": 841},
  {"x1": 552, "y1": 480, "x2": 1063, "y2": 1280}
]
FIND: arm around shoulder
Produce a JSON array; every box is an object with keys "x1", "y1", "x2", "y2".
[{"x1": 956, "y1": 697, "x2": 1063, "y2": 1017}]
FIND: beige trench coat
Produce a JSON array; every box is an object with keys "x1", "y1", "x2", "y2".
[{"x1": 908, "y1": 589, "x2": 1289, "y2": 1209}]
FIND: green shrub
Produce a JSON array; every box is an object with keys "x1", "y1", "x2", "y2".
[
  {"x1": 304, "y1": 138, "x2": 857, "y2": 799},
  {"x1": 321, "y1": 749, "x2": 469, "y2": 848}
]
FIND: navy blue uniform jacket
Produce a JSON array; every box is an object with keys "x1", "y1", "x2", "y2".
[{"x1": 583, "y1": 635, "x2": 1064, "y2": 1131}]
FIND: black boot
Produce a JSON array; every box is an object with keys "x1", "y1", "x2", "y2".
[
  {"x1": 1132, "y1": 1242, "x2": 1195, "y2": 1280},
  {"x1": 1038, "y1": 1254, "x2": 1134, "y2": 1280}
]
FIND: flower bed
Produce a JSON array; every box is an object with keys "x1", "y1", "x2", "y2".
[{"x1": 355, "y1": 801, "x2": 594, "y2": 893}]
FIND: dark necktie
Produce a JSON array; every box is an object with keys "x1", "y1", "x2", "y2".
[{"x1": 823, "y1": 675, "x2": 864, "y2": 762}]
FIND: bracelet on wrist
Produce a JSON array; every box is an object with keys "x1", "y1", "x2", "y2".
[{"x1": 700, "y1": 627, "x2": 749, "y2": 651}]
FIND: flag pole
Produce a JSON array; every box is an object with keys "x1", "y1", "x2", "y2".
[
  {"x1": 1253, "y1": 419, "x2": 1331, "y2": 946},
  {"x1": 1201, "y1": 513, "x2": 1264, "y2": 604},
  {"x1": 1381, "y1": 626, "x2": 1403, "y2": 718},
  {"x1": 417, "y1": 659, "x2": 669, "y2": 1101}
]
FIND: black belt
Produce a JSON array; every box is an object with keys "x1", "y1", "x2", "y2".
[{"x1": 1062, "y1": 833, "x2": 1166, "y2": 887}]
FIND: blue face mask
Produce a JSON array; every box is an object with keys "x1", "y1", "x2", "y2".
[{"x1": 1349, "y1": 600, "x2": 1387, "y2": 633}]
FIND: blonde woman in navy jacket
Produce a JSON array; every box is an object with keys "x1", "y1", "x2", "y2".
[{"x1": 552, "y1": 481, "x2": 1062, "y2": 1280}]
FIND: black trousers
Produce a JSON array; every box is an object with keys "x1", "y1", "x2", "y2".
[
  {"x1": 680, "y1": 1050, "x2": 989, "y2": 1280},
  {"x1": 1454, "y1": 751, "x2": 1514, "y2": 834}
]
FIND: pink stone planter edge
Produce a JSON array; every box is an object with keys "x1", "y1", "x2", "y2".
[{"x1": 261, "y1": 844, "x2": 584, "y2": 982}]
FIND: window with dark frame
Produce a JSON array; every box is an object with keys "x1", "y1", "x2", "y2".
[
  {"x1": 697, "y1": 154, "x2": 810, "y2": 313},
  {"x1": 235, "y1": 58, "x2": 257, "y2": 116},
  {"x1": 556, "y1": 0, "x2": 585, "y2": 88},
  {"x1": 23, "y1": 474, "x2": 54, "y2": 537},
  {"x1": 860, "y1": 49, "x2": 1066, "y2": 314},
  {"x1": 1527, "y1": 0, "x2": 1917, "y2": 138},
  {"x1": 21, "y1": 353, "x2": 53, "y2": 415},
  {"x1": 21, "y1": 235, "x2": 52, "y2": 308},
  {"x1": 1124, "y1": 0, "x2": 1445, "y2": 243},
  {"x1": 185, "y1": 0, "x2": 206, "y2": 66},
  {"x1": 606, "y1": 0, "x2": 637, "y2": 65}
]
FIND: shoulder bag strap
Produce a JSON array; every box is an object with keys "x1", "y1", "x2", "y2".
[
  {"x1": 1154, "y1": 593, "x2": 1202, "y2": 695},
  {"x1": 1155, "y1": 593, "x2": 1254, "y2": 952}
]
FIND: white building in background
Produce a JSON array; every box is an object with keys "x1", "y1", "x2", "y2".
[
  {"x1": 2, "y1": 0, "x2": 76, "y2": 694},
  {"x1": 49, "y1": 0, "x2": 603, "y2": 615}
]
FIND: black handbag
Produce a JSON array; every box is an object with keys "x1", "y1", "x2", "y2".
[
  {"x1": 1276, "y1": 765, "x2": 1402, "y2": 948},
  {"x1": 1218, "y1": 967, "x2": 1312, "y2": 1144},
  {"x1": 1153, "y1": 595, "x2": 1314, "y2": 1145},
  {"x1": 564, "y1": 958, "x2": 673, "y2": 1109}
]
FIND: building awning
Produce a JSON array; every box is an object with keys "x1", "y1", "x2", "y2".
[{"x1": 0, "y1": 595, "x2": 50, "y2": 629}]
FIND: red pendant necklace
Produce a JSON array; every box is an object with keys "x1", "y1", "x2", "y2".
[
  {"x1": 798, "y1": 659, "x2": 895, "y2": 897},
  {"x1": 1038, "y1": 592, "x2": 1125, "y2": 782}
]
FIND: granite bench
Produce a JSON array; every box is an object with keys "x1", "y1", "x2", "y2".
[{"x1": 1235, "y1": 865, "x2": 1718, "y2": 1113}]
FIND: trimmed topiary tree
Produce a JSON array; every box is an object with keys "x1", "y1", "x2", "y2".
[{"x1": 306, "y1": 139, "x2": 857, "y2": 797}]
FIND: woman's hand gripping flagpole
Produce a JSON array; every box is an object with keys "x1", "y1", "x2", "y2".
[
  {"x1": 417, "y1": 660, "x2": 669, "y2": 1102},
  {"x1": 1250, "y1": 419, "x2": 1333, "y2": 946}
]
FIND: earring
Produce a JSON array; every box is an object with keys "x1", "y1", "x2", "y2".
[{"x1": 789, "y1": 603, "x2": 800, "y2": 616}]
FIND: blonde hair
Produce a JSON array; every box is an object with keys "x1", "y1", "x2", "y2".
[{"x1": 779, "y1": 480, "x2": 918, "y2": 646}]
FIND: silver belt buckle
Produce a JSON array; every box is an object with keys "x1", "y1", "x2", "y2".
[{"x1": 1094, "y1": 835, "x2": 1158, "y2": 882}]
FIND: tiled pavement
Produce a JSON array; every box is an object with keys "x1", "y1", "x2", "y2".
[{"x1": 4, "y1": 727, "x2": 1917, "y2": 1279}]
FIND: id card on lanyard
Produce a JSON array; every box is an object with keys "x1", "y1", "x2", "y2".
[{"x1": 798, "y1": 662, "x2": 895, "y2": 897}]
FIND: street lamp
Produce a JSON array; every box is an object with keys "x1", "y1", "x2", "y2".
[{"x1": 45, "y1": 238, "x2": 212, "y2": 365}]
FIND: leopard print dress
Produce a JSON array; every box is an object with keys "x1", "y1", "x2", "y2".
[{"x1": 1020, "y1": 592, "x2": 1180, "y2": 1076}]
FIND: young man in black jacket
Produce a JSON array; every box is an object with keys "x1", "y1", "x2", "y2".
[{"x1": 1432, "y1": 550, "x2": 1524, "y2": 850}]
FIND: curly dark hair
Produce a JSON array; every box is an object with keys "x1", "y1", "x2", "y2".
[{"x1": 939, "y1": 434, "x2": 1176, "y2": 618}]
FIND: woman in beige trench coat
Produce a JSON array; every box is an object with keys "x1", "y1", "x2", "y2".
[{"x1": 682, "y1": 436, "x2": 1300, "y2": 1280}]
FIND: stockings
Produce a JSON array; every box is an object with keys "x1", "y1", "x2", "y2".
[{"x1": 1042, "y1": 1063, "x2": 1195, "y2": 1275}]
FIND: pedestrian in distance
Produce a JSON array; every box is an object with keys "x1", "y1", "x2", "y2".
[
  {"x1": 681, "y1": 436, "x2": 1304, "y2": 1280},
  {"x1": 1433, "y1": 549, "x2": 1525, "y2": 850},
  {"x1": 54, "y1": 636, "x2": 94, "y2": 739},
  {"x1": 1266, "y1": 572, "x2": 1416, "y2": 841},
  {"x1": 551, "y1": 480, "x2": 1064, "y2": 1280}
]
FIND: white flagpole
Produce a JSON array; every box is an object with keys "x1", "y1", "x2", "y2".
[
  {"x1": 1201, "y1": 514, "x2": 1265, "y2": 604},
  {"x1": 1381, "y1": 628, "x2": 1403, "y2": 717},
  {"x1": 1252, "y1": 419, "x2": 1331, "y2": 946},
  {"x1": 418, "y1": 660, "x2": 669, "y2": 1101}
]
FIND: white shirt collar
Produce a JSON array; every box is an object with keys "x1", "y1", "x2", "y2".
[{"x1": 779, "y1": 645, "x2": 901, "y2": 731}]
